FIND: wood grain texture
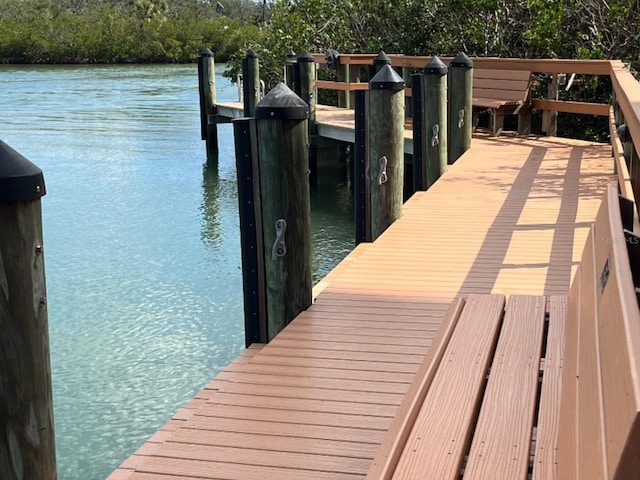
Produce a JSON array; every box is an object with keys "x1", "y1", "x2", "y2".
[
  {"x1": 392, "y1": 294, "x2": 506, "y2": 480},
  {"x1": 464, "y1": 295, "x2": 546, "y2": 480},
  {"x1": 533, "y1": 295, "x2": 568, "y2": 480}
]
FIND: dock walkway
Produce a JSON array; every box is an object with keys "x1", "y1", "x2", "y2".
[{"x1": 108, "y1": 133, "x2": 614, "y2": 479}]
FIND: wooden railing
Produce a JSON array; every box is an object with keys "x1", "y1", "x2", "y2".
[{"x1": 311, "y1": 53, "x2": 640, "y2": 218}]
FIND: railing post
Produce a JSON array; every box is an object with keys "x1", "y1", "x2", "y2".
[
  {"x1": 422, "y1": 56, "x2": 448, "y2": 188},
  {"x1": 242, "y1": 49, "x2": 260, "y2": 117},
  {"x1": 284, "y1": 49, "x2": 297, "y2": 91},
  {"x1": 255, "y1": 84, "x2": 312, "y2": 341},
  {"x1": 197, "y1": 47, "x2": 218, "y2": 164},
  {"x1": 234, "y1": 118, "x2": 267, "y2": 346},
  {"x1": 403, "y1": 67, "x2": 413, "y2": 118},
  {"x1": 369, "y1": 65, "x2": 405, "y2": 241},
  {"x1": 448, "y1": 52, "x2": 473, "y2": 164},
  {"x1": 0, "y1": 141, "x2": 57, "y2": 479}
]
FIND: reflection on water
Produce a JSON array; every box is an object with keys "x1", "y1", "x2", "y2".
[{"x1": 0, "y1": 64, "x2": 353, "y2": 479}]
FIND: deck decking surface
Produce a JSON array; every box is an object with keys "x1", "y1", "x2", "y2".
[{"x1": 108, "y1": 133, "x2": 614, "y2": 479}]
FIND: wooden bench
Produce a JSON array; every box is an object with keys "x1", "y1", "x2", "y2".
[
  {"x1": 366, "y1": 186, "x2": 640, "y2": 479},
  {"x1": 472, "y1": 69, "x2": 533, "y2": 136}
]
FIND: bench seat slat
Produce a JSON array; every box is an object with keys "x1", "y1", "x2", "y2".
[
  {"x1": 464, "y1": 295, "x2": 546, "y2": 480},
  {"x1": 532, "y1": 295, "x2": 568, "y2": 480},
  {"x1": 391, "y1": 294, "x2": 506, "y2": 480}
]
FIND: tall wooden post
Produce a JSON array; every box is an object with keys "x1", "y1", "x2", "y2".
[
  {"x1": 411, "y1": 73, "x2": 424, "y2": 193},
  {"x1": 255, "y1": 84, "x2": 312, "y2": 341},
  {"x1": 284, "y1": 49, "x2": 297, "y2": 91},
  {"x1": 0, "y1": 141, "x2": 57, "y2": 480},
  {"x1": 422, "y1": 56, "x2": 448, "y2": 187},
  {"x1": 242, "y1": 49, "x2": 260, "y2": 117},
  {"x1": 198, "y1": 48, "x2": 218, "y2": 164},
  {"x1": 296, "y1": 52, "x2": 318, "y2": 185},
  {"x1": 448, "y1": 53, "x2": 473, "y2": 164},
  {"x1": 354, "y1": 90, "x2": 370, "y2": 244},
  {"x1": 369, "y1": 65, "x2": 405, "y2": 241},
  {"x1": 337, "y1": 62, "x2": 350, "y2": 108}
]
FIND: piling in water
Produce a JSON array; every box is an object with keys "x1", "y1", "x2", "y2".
[
  {"x1": 197, "y1": 48, "x2": 218, "y2": 165},
  {"x1": 242, "y1": 49, "x2": 260, "y2": 117},
  {"x1": 422, "y1": 56, "x2": 448, "y2": 187},
  {"x1": 448, "y1": 52, "x2": 473, "y2": 164},
  {"x1": 295, "y1": 52, "x2": 318, "y2": 185},
  {"x1": 0, "y1": 141, "x2": 57, "y2": 479},
  {"x1": 255, "y1": 84, "x2": 312, "y2": 341},
  {"x1": 369, "y1": 65, "x2": 405, "y2": 241}
]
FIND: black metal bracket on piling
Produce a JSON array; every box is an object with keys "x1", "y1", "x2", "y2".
[
  {"x1": 233, "y1": 119, "x2": 267, "y2": 346},
  {"x1": 354, "y1": 90, "x2": 370, "y2": 245}
]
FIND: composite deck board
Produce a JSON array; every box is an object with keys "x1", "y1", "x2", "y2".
[{"x1": 108, "y1": 133, "x2": 614, "y2": 480}]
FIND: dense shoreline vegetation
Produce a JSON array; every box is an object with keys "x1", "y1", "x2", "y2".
[{"x1": 0, "y1": 0, "x2": 262, "y2": 63}]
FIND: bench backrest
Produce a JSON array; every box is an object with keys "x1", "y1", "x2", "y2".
[
  {"x1": 558, "y1": 186, "x2": 640, "y2": 479},
  {"x1": 473, "y1": 69, "x2": 532, "y2": 103}
]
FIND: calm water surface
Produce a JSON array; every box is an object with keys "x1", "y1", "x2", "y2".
[{"x1": 0, "y1": 64, "x2": 353, "y2": 479}]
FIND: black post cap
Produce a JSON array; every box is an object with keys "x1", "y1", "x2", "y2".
[
  {"x1": 617, "y1": 124, "x2": 631, "y2": 143},
  {"x1": 255, "y1": 83, "x2": 310, "y2": 120},
  {"x1": 246, "y1": 49, "x2": 258, "y2": 58},
  {"x1": 373, "y1": 51, "x2": 391, "y2": 66},
  {"x1": 370, "y1": 64, "x2": 405, "y2": 90},
  {"x1": 0, "y1": 141, "x2": 46, "y2": 202},
  {"x1": 285, "y1": 49, "x2": 297, "y2": 64},
  {"x1": 423, "y1": 56, "x2": 448, "y2": 75},
  {"x1": 199, "y1": 47, "x2": 214, "y2": 57},
  {"x1": 297, "y1": 52, "x2": 315, "y2": 63},
  {"x1": 450, "y1": 52, "x2": 473, "y2": 68}
]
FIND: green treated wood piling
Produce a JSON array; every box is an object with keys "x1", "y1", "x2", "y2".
[
  {"x1": 296, "y1": 52, "x2": 318, "y2": 185},
  {"x1": 448, "y1": 52, "x2": 473, "y2": 164},
  {"x1": 284, "y1": 49, "x2": 297, "y2": 91},
  {"x1": 255, "y1": 84, "x2": 312, "y2": 341},
  {"x1": 369, "y1": 64, "x2": 405, "y2": 241},
  {"x1": 0, "y1": 141, "x2": 57, "y2": 480},
  {"x1": 197, "y1": 48, "x2": 218, "y2": 164},
  {"x1": 422, "y1": 56, "x2": 448, "y2": 187},
  {"x1": 242, "y1": 49, "x2": 260, "y2": 117}
]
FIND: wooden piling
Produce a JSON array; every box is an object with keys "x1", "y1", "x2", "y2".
[
  {"x1": 197, "y1": 48, "x2": 218, "y2": 164},
  {"x1": 284, "y1": 49, "x2": 297, "y2": 91},
  {"x1": 242, "y1": 49, "x2": 260, "y2": 117},
  {"x1": 422, "y1": 56, "x2": 448, "y2": 187},
  {"x1": 411, "y1": 73, "x2": 424, "y2": 193},
  {"x1": 543, "y1": 74, "x2": 559, "y2": 136},
  {"x1": 0, "y1": 141, "x2": 57, "y2": 480},
  {"x1": 369, "y1": 64, "x2": 405, "y2": 241},
  {"x1": 255, "y1": 83, "x2": 312, "y2": 341},
  {"x1": 296, "y1": 52, "x2": 318, "y2": 185},
  {"x1": 448, "y1": 52, "x2": 473, "y2": 164}
]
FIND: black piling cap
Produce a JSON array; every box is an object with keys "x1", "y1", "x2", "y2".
[
  {"x1": 617, "y1": 124, "x2": 631, "y2": 143},
  {"x1": 255, "y1": 83, "x2": 310, "y2": 120},
  {"x1": 0, "y1": 140, "x2": 46, "y2": 202},
  {"x1": 297, "y1": 51, "x2": 315, "y2": 63},
  {"x1": 199, "y1": 47, "x2": 214, "y2": 57},
  {"x1": 423, "y1": 56, "x2": 448, "y2": 75},
  {"x1": 373, "y1": 51, "x2": 391, "y2": 66},
  {"x1": 370, "y1": 64, "x2": 405, "y2": 90},
  {"x1": 246, "y1": 49, "x2": 258, "y2": 58},
  {"x1": 450, "y1": 52, "x2": 474, "y2": 68},
  {"x1": 285, "y1": 49, "x2": 297, "y2": 65}
]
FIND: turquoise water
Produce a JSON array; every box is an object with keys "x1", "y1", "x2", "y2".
[{"x1": 0, "y1": 64, "x2": 353, "y2": 479}]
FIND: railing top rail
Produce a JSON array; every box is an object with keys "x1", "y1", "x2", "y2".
[
  {"x1": 312, "y1": 53, "x2": 613, "y2": 75},
  {"x1": 610, "y1": 60, "x2": 640, "y2": 152}
]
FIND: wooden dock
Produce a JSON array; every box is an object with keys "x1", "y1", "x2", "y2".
[{"x1": 108, "y1": 132, "x2": 614, "y2": 479}]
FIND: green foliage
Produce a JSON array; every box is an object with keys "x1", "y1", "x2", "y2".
[{"x1": 0, "y1": 0, "x2": 262, "y2": 63}]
